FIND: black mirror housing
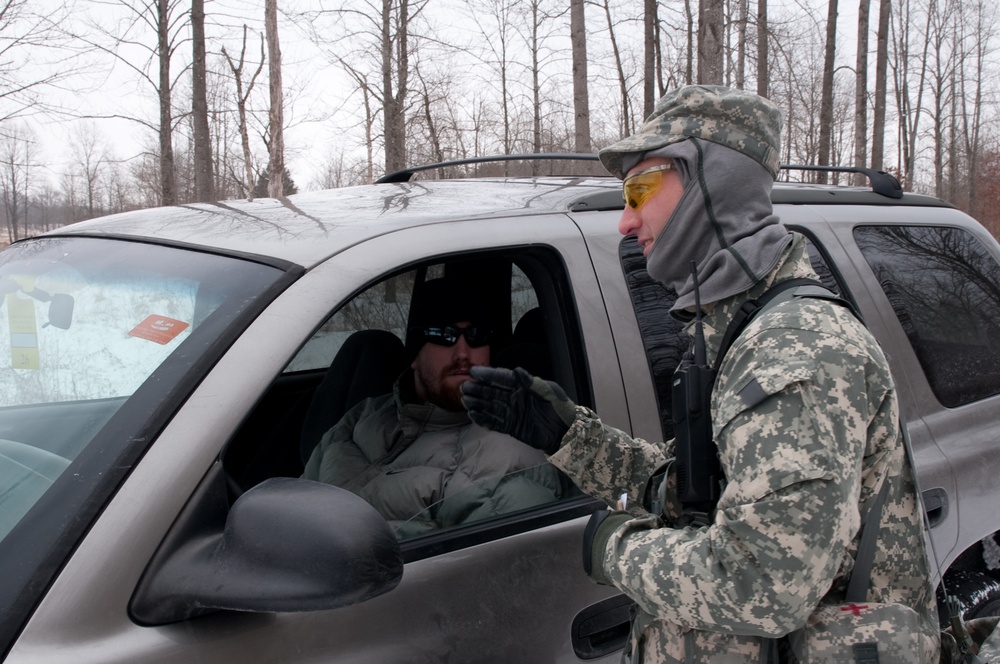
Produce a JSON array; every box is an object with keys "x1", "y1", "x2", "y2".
[{"x1": 130, "y1": 472, "x2": 402, "y2": 625}]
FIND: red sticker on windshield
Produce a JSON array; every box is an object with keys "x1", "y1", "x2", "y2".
[{"x1": 129, "y1": 315, "x2": 190, "y2": 345}]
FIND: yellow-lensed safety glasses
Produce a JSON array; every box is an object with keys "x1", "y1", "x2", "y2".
[{"x1": 622, "y1": 163, "x2": 675, "y2": 209}]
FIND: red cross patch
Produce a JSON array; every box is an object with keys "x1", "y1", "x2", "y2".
[{"x1": 841, "y1": 603, "x2": 869, "y2": 617}]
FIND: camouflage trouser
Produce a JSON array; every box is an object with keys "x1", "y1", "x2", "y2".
[{"x1": 940, "y1": 617, "x2": 1000, "y2": 663}]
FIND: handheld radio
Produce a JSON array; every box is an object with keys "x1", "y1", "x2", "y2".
[{"x1": 671, "y1": 262, "x2": 724, "y2": 518}]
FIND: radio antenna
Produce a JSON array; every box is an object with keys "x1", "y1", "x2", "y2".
[{"x1": 691, "y1": 261, "x2": 707, "y2": 366}]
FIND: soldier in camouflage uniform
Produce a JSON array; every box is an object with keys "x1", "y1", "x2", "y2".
[{"x1": 462, "y1": 85, "x2": 940, "y2": 663}]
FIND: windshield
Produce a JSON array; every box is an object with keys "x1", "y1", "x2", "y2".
[{"x1": 0, "y1": 236, "x2": 287, "y2": 545}]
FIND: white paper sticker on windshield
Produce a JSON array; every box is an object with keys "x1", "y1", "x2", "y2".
[{"x1": 7, "y1": 294, "x2": 39, "y2": 370}]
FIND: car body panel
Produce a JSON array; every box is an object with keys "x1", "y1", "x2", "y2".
[{"x1": 9, "y1": 213, "x2": 626, "y2": 663}]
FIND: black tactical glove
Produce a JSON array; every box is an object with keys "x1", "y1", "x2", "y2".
[
  {"x1": 582, "y1": 509, "x2": 631, "y2": 585},
  {"x1": 460, "y1": 366, "x2": 576, "y2": 454}
]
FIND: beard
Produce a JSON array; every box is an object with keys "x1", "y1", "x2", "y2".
[{"x1": 414, "y1": 360, "x2": 471, "y2": 412}]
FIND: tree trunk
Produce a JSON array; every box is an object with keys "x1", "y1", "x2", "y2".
[
  {"x1": 569, "y1": 0, "x2": 591, "y2": 153},
  {"x1": 870, "y1": 0, "x2": 890, "y2": 171},
  {"x1": 684, "y1": 0, "x2": 694, "y2": 84},
  {"x1": 698, "y1": 0, "x2": 724, "y2": 84},
  {"x1": 265, "y1": 0, "x2": 284, "y2": 198},
  {"x1": 853, "y1": 0, "x2": 870, "y2": 185},
  {"x1": 157, "y1": 0, "x2": 176, "y2": 206},
  {"x1": 192, "y1": 0, "x2": 214, "y2": 202},
  {"x1": 222, "y1": 27, "x2": 265, "y2": 200},
  {"x1": 382, "y1": 0, "x2": 409, "y2": 174},
  {"x1": 817, "y1": 0, "x2": 838, "y2": 183},
  {"x1": 757, "y1": 0, "x2": 768, "y2": 98},
  {"x1": 736, "y1": 0, "x2": 748, "y2": 89},
  {"x1": 643, "y1": 0, "x2": 656, "y2": 118},
  {"x1": 602, "y1": 0, "x2": 631, "y2": 138}
]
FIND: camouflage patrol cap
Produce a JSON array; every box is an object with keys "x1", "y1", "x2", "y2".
[{"x1": 599, "y1": 85, "x2": 783, "y2": 179}]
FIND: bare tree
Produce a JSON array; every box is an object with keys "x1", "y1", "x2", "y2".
[
  {"x1": 733, "y1": 0, "x2": 749, "y2": 88},
  {"x1": 870, "y1": 0, "x2": 890, "y2": 171},
  {"x1": 757, "y1": 0, "x2": 768, "y2": 97},
  {"x1": 293, "y1": 0, "x2": 428, "y2": 177},
  {"x1": 70, "y1": 122, "x2": 110, "y2": 219},
  {"x1": 569, "y1": 0, "x2": 591, "y2": 152},
  {"x1": 817, "y1": 0, "x2": 838, "y2": 182},
  {"x1": 222, "y1": 27, "x2": 265, "y2": 200},
  {"x1": 382, "y1": 0, "x2": 413, "y2": 174},
  {"x1": 891, "y1": 0, "x2": 931, "y2": 190},
  {"x1": 191, "y1": 0, "x2": 214, "y2": 202},
  {"x1": 0, "y1": 1, "x2": 84, "y2": 125},
  {"x1": 957, "y1": 0, "x2": 994, "y2": 216},
  {"x1": 77, "y1": 0, "x2": 188, "y2": 206},
  {"x1": 155, "y1": 0, "x2": 180, "y2": 205},
  {"x1": 684, "y1": 0, "x2": 695, "y2": 84},
  {"x1": 600, "y1": 0, "x2": 632, "y2": 139},
  {"x1": 265, "y1": 0, "x2": 284, "y2": 197},
  {"x1": 853, "y1": 0, "x2": 870, "y2": 184},
  {"x1": 0, "y1": 123, "x2": 35, "y2": 242},
  {"x1": 467, "y1": 0, "x2": 520, "y2": 161},
  {"x1": 643, "y1": 0, "x2": 657, "y2": 116},
  {"x1": 698, "y1": 0, "x2": 724, "y2": 83}
]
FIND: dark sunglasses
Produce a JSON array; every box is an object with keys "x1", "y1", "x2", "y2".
[{"x1": 421, "y1": 325, "x2": 491, "y2": 348}]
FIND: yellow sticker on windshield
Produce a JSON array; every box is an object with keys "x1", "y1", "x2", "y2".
[{"x1": 7, "y1": 294, "x2": 39, "y2": 370}]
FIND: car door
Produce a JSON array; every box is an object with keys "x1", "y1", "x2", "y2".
[
  {"x1": 9, "y1": 214, "x2": 630, "y2": 664},
  {"x1": 817, "y1": 205, "x2": 1000, "y2": 571}
]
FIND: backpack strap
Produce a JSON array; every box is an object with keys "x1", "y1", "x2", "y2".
[
  {"x1": 714, "y1": 278, "x2": 858, "y2": 370},
  {"x1": 846, "y1": 477, "x2": 891, "y2": 602}
]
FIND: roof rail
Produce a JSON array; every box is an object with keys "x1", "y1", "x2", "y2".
[
  {"x1": 378, "y1": 155, "x2": 905, "y2": 201},
  {"x1": 376, "y1": 153, "x2": 600, "y2": 183},
  {"x1": 780, "y1": 165, "x2": 903, "y2": 199}
]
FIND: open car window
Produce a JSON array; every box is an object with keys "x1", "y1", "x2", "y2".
[{"x1": 390, "y1": 462, "x2": 581, "y2": 541}]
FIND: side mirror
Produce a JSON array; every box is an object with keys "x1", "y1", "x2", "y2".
[{"x1": 130, "y1": 474, "x2": 403, "y2": 625}]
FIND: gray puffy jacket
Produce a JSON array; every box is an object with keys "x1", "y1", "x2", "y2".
[{"x1": 303, "y1": 371, "x2": 565, "y2": 537}]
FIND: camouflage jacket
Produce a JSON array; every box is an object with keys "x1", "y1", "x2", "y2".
[{"x1": 550, "y1": 234, "x2": 940, "y2": 663}]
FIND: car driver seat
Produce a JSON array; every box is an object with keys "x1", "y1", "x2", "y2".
[
  {"x1": 299, "y1": 329, "x2": 407, "y2": 465},
  {"x1": 494, "y1": 307, "x2": 553, "y2": 379}
]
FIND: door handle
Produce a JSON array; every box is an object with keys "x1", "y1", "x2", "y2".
[
  {"x1": 922, "y1": 487, "x2": 948, "y2": 528},
  {"x1": 572, "y1": 594, "x2": 635, "y2": 659}
]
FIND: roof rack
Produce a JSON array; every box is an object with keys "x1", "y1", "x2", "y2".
[
  {"x1": 780, "y1": 165, "x2": 902, "y2": 199},
  {"x1": 376, "y1": 153, "x2": 600, "y2": 183},
  {"x1": 377, "y1": 154, "x2": 904, "y2": 200}
]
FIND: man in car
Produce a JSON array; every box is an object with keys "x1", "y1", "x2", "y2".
[
  {"x1": 461, "y1": 85, "x2": 939, "y2": 662},
  {"x1": 303, "y1": 276, "x2": 563, "y2": 539}
]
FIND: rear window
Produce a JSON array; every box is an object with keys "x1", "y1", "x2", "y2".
[{"x1": 854, "y1": 225, "x2": 1000, "y2": 407}]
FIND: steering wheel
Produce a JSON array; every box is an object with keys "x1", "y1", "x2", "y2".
[{"x1": 0, "y1": 439, "x2": 72, "y2": 539}]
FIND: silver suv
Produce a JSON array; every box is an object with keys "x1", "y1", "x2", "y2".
[{"x1": 2, "y1": 158, "x2": 999, "y2": 663}]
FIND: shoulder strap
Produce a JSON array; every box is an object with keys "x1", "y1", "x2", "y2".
[
  {"x1": 714, "y1": 278, "x2": 827, "y2": 369},
  {"x1": 845, "y1": 478, "x2": 891, "y2": 602}
]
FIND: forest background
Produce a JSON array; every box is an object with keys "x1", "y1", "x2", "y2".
[{"x1": 1, "y1": 0, "x2": 997, "y2": 244}]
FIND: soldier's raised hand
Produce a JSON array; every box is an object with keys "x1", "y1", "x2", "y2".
[{"x1": 461, "y1": 366, "x2": 576, "y2": 454}]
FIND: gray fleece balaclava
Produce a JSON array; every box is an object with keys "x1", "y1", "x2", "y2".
[
  {"x1": 599, "y1": 85, "x2": 791, "y2": 311},
  {"x1": 641, "y1": 137, "x2": 792, "y2": 312}
]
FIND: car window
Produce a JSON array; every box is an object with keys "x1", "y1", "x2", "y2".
[
  {"x1": 855, "y1": 225, "x2": 1000, "y2": 407},
  {"x1": 224, "y1": 248, "x2": 587, "y2": 550},
  {"x1": 286, "y1": 264, "x2": 539, "y2": 373},
  {"x1": 0, "y1": 236, "x2": 286, "y2": 546}
]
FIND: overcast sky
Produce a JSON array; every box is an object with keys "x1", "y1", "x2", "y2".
[{"x1": 25, "y1": 0, "x2": 859, "y2": 192}]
